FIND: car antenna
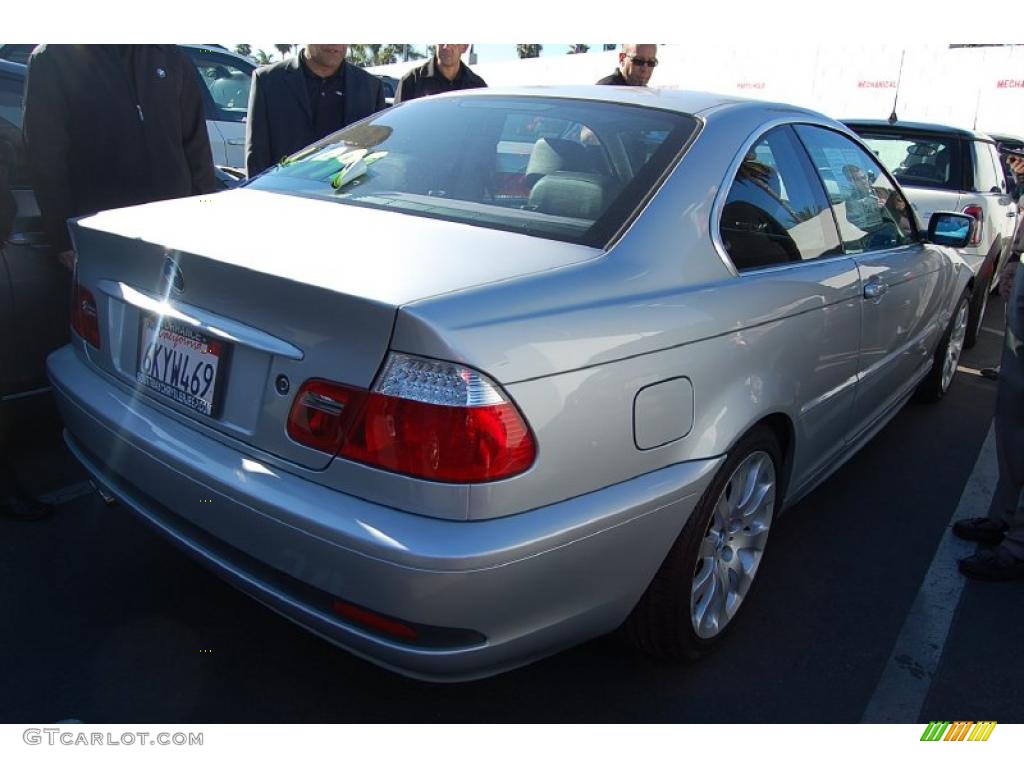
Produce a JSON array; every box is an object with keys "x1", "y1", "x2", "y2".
[{"x1": 888, "y1": 49, "x2": 905, "y2": 124}]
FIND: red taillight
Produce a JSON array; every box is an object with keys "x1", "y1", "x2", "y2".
[
  {"x1": 341, "y1": 392, "x2": 535, "y2": 483},
  {"x1": 286, "y1": 354, "x2": 536, "y2": 483},
  {"x1": 71, "y1": 279, "x2": 100, "y2": 349},
  {"x1": 962, "y1": 205, "x2": 984, "y2": 246}
]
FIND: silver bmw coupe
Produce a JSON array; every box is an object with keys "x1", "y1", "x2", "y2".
[{"x1": 50, "y1": 87, "x2": 976, "y2": 681}]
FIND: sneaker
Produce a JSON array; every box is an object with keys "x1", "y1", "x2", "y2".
[
  {"x1": 959, "y1": 547, "x2": 1024, "y2": 581},
  {"x1": 952, "y1": 516, "x2": 1006, "y2": 545}
]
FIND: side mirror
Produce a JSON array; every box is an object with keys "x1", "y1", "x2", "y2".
[{"x1": 927, "y1": 212, "x2": 974, "y2": 248}]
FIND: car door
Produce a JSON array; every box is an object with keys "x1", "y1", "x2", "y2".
[
  {"x1": 795, "y1": 125, "x2": 949, "y2": 443},
  {"x1": 0, "y1": 72, "x2": 69, "y2": 398},
  {"x1": 183, "y1": 48, "x2": 253, "y2": 170},
  {"x1": 717, "y1": 124, "x2": 861, "y2": 490}
]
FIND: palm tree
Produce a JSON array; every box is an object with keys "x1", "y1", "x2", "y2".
[
  {"x1": 347, "y1": 45, "x2": 371, "y2": 66},
  {"x1": 273, "y1": 44, "x2": 293, "y2": 61},
  {"x1": 568, "y1": 44, "x2": 589, "y2": 54},
  {"x1": 517, "y1": 44, "x2": 543, "y2": 59},
  {"x1": 234, "y1": 44, "x2": 252, "y2": 58},
  {"x1": 253, "y1": 49, "x2": 272, "y2": 66}
]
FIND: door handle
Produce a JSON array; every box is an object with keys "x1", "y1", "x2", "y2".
[
  {"x1": 1007, "y1": 210, "x2": 1017, "y2": 217},
  {"x1": 864, "y1": 280, "x2": 888, "y2": 300},
  {"x1": 226, "y1": 138, "x2": 245, "y2": 146}
]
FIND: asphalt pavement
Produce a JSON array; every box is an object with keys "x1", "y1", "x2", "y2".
[{"x1": 1, "y1": 296, "x2": 1020, "y2": 724}]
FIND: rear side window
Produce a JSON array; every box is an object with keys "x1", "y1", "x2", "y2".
[
  {"x1": 719, "y1": 125, "x2": 841, "y2": 271},
  {"x1": 795, "y1": 125, "x2": 917, "y2": 254},
  {"x1": 857, "y1": 132, "x2": 960, "y2": 192},
  {"x1": 971, "y1": 141, "x2": 1004, "y2": 194}
]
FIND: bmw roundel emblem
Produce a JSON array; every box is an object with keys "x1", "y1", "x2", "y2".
[{"x1": 161, "y1": 257, "x2": 184, "y2": 294}]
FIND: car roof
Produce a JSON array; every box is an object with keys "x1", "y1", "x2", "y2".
[
  {"x1": 843, "y1": 118, "x2": 995, "y2": 142},
  {"x1": 0, "y1": 58, "x2": 26, "y2": 78},
  {"x1": 421, "y1": 85, "x2": 832, "y2": 120}
]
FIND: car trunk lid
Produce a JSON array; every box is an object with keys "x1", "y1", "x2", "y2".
[{"x1": 69, "y1": 189, "x2": 600, "y2": 470}]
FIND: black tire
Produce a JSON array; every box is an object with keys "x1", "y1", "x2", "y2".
[
  {"x1": 964, "y1": 273, "x2": 991, "y2": 349},
  {"x1": 915, "y1": 288, "x2": 970, "y2": 403},
  {"x1": 624, "y1": 425, "x2": 781, "y2": 660}
]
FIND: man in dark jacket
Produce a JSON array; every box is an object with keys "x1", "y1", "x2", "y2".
[
  {"x1": 245, "y1": 45, "x2": 386, "y2": 178},
  {"x1": 23, "y1": 45, "x2": 218, "y2": 270},
  {"x1": 596, "y1": 44, "x2": 659, "y2": 86},
  {"x1": 394, "y1": 44, "x2": 486, "y2": 103}
]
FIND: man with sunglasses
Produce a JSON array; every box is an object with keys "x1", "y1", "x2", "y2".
[{"x1": 597, "y1": 44, "x2": 658, "y2": 86}]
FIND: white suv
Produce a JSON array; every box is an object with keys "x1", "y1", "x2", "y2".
[{"x1": 845, "y1": 120, "x2": 1017, "y2": 347}]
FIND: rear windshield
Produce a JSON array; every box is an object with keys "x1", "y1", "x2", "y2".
[
  {"x1": 246, "y1": 96, "x2": 699, "y2": 247},
  {"x1": 856, "y1": 132, "x2": 962, "y2": 192}
]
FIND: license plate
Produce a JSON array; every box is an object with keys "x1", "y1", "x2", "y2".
[{"x1": 136, "y1": 315, "x2": 227, "y2": 417}]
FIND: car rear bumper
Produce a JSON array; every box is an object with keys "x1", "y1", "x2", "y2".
[{"x1": 48, "y1": 344, "x2": 720, "y2": 681}]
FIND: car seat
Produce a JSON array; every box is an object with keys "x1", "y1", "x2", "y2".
[{"x1": 527, "y1": 172, "x2": 613, "y2": 219}]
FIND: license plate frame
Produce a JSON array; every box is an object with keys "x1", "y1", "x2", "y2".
[{"x1": 136, "y1": 313, "x2": 230, "y2": 418}]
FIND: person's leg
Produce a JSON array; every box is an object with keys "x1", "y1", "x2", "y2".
[
  {"x1": 959, "y1": 274, "x2": 1024, "y2": 579},
  {"x1": 953, "y1": 336, "x2": 1020, "y2": 544}
]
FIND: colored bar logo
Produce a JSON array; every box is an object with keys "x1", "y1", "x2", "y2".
[{"x1": 920, "y1": 721, "x2": 997, "y2": 741}]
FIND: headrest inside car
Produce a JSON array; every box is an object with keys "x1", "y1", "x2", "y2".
[{"x1": 525, "y1": 138, "x2": 593, "y2": 180}]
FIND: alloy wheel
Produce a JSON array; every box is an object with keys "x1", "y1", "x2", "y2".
[
  {"x1": 942, "y1": 300, "x2": 969, "y2": 393},
  {"x1": 691, "y1": 450, "x2": 776, "y2": 639}
]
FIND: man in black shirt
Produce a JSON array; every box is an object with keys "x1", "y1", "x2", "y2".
[
  {"x1": 23, "y1": 45, "x2": 218, "y2": 270},
  {"x1": 394, "y1": 44, "x2": 487, "y2": 104},
  {"x1": 246, "y1": 45, "x2": 385, "y2": 177},
  {"x1": 596, "y1": 44, "x2": 659, "y2": 86}
]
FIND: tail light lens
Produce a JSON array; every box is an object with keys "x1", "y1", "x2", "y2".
[
  {"x1": 962, "y1": 205, "x2": 984, "y2": 246},
  {"x1": 286, "y1": 353, "x2": 536, "y2": 483},
  {"x1": 71, "y1": 278, "x2": 101, "y2": 349}
]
